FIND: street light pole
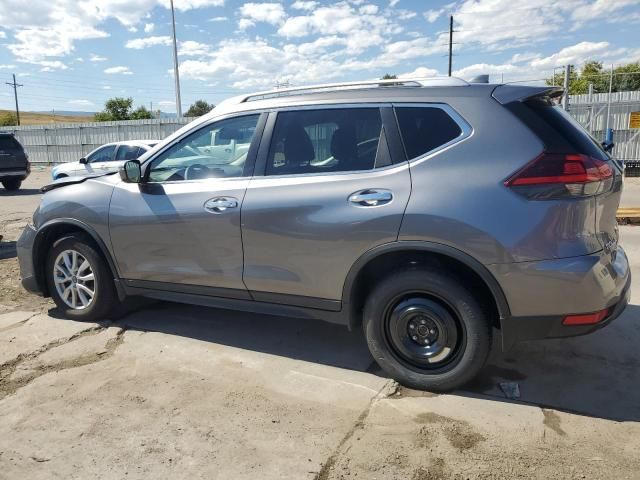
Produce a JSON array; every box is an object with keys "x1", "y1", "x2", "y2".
[{"x1": 169, "y1": 0, "x2": 182, "y2": 118}]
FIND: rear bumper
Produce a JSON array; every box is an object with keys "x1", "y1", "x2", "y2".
[
  {"x1": 491, "y1": 245, "x2": 631, "y2": 348},
  {"x1": 0, "y1": 163, "x2": 30, "y2": 181}
]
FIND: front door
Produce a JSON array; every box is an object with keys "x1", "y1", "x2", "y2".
[
  {"x1": 109, "y1": 113, "x2": 264, "y2": 296},
  {"x1": 241, "y1": 106, "x2": 411, "y2": 305}
]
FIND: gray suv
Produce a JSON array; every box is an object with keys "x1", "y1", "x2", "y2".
[{"x1": 17, "y1": 78, "x2": 630, "y2": 391}]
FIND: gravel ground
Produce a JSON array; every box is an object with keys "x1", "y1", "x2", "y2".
[{"x1": 1, "y1": 167, "x2": 640, "y2": 479}]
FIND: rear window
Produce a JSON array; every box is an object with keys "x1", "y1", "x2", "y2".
[
  {"x1": 395, "y1": 107, "x2": 463, "y2": 160},
  {"x1": 509, "y1": 97, "x2": 609, "y2": 161},
  {"x1": 0, "y1": 136, "x2": 20, "y2": 150}
]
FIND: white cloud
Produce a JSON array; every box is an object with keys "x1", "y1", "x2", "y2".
[
  {"x1": 530, "y1": 41, "x2": 610, "y2": 69},
  {"x1": 90, "y1": 54, "x2": 107, "y2": 62},
  {"x1": 0, "y1": 64, "x2": 16, "y2": 69},
  {"x1": 126, "y1": 35, "x2": 172, "y2": 49},
  {"x1": 399, "y1": 66, "x2": 440, "y2": 78},
  {"x1": 389, "y1": 0, "x2": 400, "y2": 6},
  {"x1": 572, "y1": 0, "x2": 638, "y2": 23},
  {"x1": 179, "y1": 40, "x2": 210, "y2": 56},
  {"x1": 104, "y1": 66, "x2": 133, "y2": 75},
  {"x1": 208, "y1": 16, "x2": 228, "y2": 22},
  {"x1": 0, "y1": 31, "x2": 6, "y2": 38},
  {"x1": 291, "y1": 0, "x2": 317, "y2": 10},
  {"x1": 102, "y1": 85, "x2": 112, "y2": 90},
  {"x1": 238, "y1": 2, "x2": 286, "y2": 29},
  {"x1": 68, "y1": 99, "x2": 95, "y2": 107},
  {"x1": 424, "y1": 9, "x2": 442, "y2": 23},
  {"x1": 144, "y1": 22, "x2": 154, "y2": 33},
  {"x1": 359, "y1": 5, "x2": 378, "y2": 15},
  {"x1": 0, "y1": 0, "x2": 224, "y2": 68}
]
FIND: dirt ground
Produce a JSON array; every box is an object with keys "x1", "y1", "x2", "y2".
[{"x1": 1, "y1": 168, "x2": 640, "y2": 479}]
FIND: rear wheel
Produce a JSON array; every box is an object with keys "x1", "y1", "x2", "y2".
[
  {"x1": 363, "y1": 269, "x2": 491, "y2": 392},
  {"x1": 46, "y1": 234, "x2": 117, "y2": 322},
  {"x1": 2, "y1": 179, "x2": 22, "y2": 191}
]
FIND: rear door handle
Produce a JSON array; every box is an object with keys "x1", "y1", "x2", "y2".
[
  {"x1": 348, "y1": 189, "x2": 393, "y2": 207},
  {"x1": 204, "y1": 197, "x2": 238, "y2": 213}
]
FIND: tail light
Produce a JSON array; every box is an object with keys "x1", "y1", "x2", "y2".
[{"x1": 505, "y1": 152, "x2": 613, "y2": 199}]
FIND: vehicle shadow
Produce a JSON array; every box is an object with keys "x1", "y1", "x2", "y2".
[
  {"x1": 0, "y1": 241, "x2": 17, "y2": 260},
  {"x1": 0, "y1": 188, "x2": 41, "y2": 196},
  {"x1": 111, "y1": 299, "x2": 640, "y2": 422}
]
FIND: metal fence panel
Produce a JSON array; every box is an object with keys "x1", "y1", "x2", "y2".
[
  {"x1": 569, "y1": 91, "x2": 640, "y2": 163},
  {"x1": 0, "y1": 118, "x2": 190, "y2": 164}
]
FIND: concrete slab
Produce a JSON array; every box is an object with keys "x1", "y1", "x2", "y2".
[{"x1": 0, "y1": 313, "x2": 100, "y2": 365}]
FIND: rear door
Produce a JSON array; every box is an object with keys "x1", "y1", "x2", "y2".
[
  {"x1": 0, "y1": 135, "x2": 26, "y2": 172},
  {"x1": 240, "y1": 105, "x2": 411, "y2": 307}
]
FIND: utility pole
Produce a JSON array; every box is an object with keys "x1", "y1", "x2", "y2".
[
  {"x1": 561, "y1": 64, "x2": 571, "y2": 111},
  {"x1": 605, "y1": 63, "x2": 614, "y2": 140},
  {"x1": 169, "y1": 0, "x2": 182, "y2": 118},
  {"x1": 448, "y1": 15, "x2": 454, "y2": 77},
  {"x1": 5, "y1": 74, "x2": 23, "y2": 126}
]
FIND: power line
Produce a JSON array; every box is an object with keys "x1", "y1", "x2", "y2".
[{"x1": 5, "y1": 74, "x2": 23, "y2": 125}]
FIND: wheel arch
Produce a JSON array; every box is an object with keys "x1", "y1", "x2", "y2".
[
  {"x1": 342, "y1": 241, "x2": 511, "y2": 332},
  {"x1": 32, "y1": 219, "x2": 121, "y2": 298}
]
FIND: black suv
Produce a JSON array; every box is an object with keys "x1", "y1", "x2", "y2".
[{"x1": 0, "y1": 132, "x2": 30, "y2": 191}]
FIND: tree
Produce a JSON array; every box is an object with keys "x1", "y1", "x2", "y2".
[
  {"x1": 0, "y1": 112, "x2": 17, "y2": 126},
  {"x1": 130, "y1": 106, "x2": 154, "y2": 120},
  {"x1": 545, "y1": 61, "x2": 640, "y2": 94},
  {"x1": 94, "y1": 97, "x2": 155, "y2": 121},
  {"x1": 185, "y1": 100, "x2": 215, "y2": 117},
  {"x1": 381, "y1": 73, "x2": 398, "y2": 80}
]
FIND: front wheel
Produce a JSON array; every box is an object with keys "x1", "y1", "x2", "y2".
[
  {"x1": 363, "y1": 269, "x2": 491, "y2": 392},
  {"x1": 46, "y1": 234, "x2": 118, "y2": 322},
  {"x1": 2, "y1": 179, "x2": 22, "y2": 191}
]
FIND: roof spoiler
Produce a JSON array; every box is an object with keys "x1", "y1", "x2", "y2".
[{"x1": 492, "y1": 85, "x2": 563, "y2": 104}]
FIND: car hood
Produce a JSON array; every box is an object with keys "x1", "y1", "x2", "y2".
[{"x1": 41, "y1": 172, "x2": 118, "y2": 193}]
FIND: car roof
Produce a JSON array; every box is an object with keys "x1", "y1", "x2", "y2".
[
  {"x1": 101, "y1": 140, "x2": 159, "y2": 147},
  {"x1": 204, "y1": 78, "x2": 501, "y2": 120}
]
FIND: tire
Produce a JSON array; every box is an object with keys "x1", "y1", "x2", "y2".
[
  {"x1": 2, "y1": 179, "x2": 22, "y2": 191},
  {"x1": 363, "y1": 269, "x2": 491, "y2": 392},
  {"x1": 45, "y1": 234, "x2": 118, "y2": 322}
]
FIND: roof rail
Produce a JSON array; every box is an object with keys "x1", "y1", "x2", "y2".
[{"x1": 239, "y1": 76, "x2": 469, "y2": 103}]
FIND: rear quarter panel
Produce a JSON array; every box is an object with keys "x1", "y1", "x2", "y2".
[{"x1": 399, "y1": 95, "x2": 600, "y2": 264}]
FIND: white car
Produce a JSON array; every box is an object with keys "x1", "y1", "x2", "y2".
[{"x1": 51, "y1": 140, "x2": 158, "y2": 180}]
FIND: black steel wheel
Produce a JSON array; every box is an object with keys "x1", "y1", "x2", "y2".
[{"x1": 363, "y1": 269, "x2": 491, "y2": 391}]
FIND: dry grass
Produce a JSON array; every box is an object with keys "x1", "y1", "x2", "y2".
[{"x1": 0, "y1": 110, "x2": 93, "y2": 126}]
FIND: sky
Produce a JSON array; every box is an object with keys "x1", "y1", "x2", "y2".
[{"x1": 0, "y1": 0, "x2": 639, "y2": 113}]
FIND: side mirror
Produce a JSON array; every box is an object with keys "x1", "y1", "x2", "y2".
[
  {"x1": 79, "y1": 157, "x2": 87, "y2": 164},
  {"x1": 120, "y1": 160, "x2": 142, "y2": 183},
  {"x1": 602, "y1": 141, "x2": 615, "y2": 153}
]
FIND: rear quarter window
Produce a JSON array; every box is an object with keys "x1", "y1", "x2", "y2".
[
  {"x1": 0, "y1": 136, "x2": 21, "y2": 150},
  {"x1": 395, "y1": 107, "x2": 463, "y2": 160}
]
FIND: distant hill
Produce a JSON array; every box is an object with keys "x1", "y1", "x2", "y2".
[
  {"x1": 33, "y1": 110, "x2": 97, "y2": 117},
  {"x1": 1, "y1": 109, "x2": 93, "y2": 126}
]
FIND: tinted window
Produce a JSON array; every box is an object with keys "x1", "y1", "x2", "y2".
[
  {"x1": 266, "y1": 108, "x2": 382, "y2": 176},
  {"x1": 115, "y1": 144, "x2": 141, "y2": 161},
  {"x1": 87, "y1": 145, "x2": 116, "y2": 163},
  {"x1": 148, "y1": 114, "x2": 259, "y2": 182},
  {"x1": 0, "y1": 136, "x2": 20, "y2": 150},
  {"x1": 516, "y1": 97, "x2": 609, "y2": 161},
  {"x1": 395, "y1": 107, "x2": 462, "y2": 160}
]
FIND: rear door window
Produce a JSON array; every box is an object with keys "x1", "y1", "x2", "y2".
[
  {"x1": 265, "y1": 108, "x2": 383, "y2": 175},
  {"x1": 395, "y1": 106, "x2": 463, "y2": 160}
]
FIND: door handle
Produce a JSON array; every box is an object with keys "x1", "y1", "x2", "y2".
[
  {"x1": 204, "y1": 197, "x2": 238, "y2": 213},
  {"x1": 348, "y1": 189, "x2": 393, "y2": 207}
]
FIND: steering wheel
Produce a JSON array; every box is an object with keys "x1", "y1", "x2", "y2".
[{"x1": 184, "y1": 164, "x2": 209, "y2": 180}]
